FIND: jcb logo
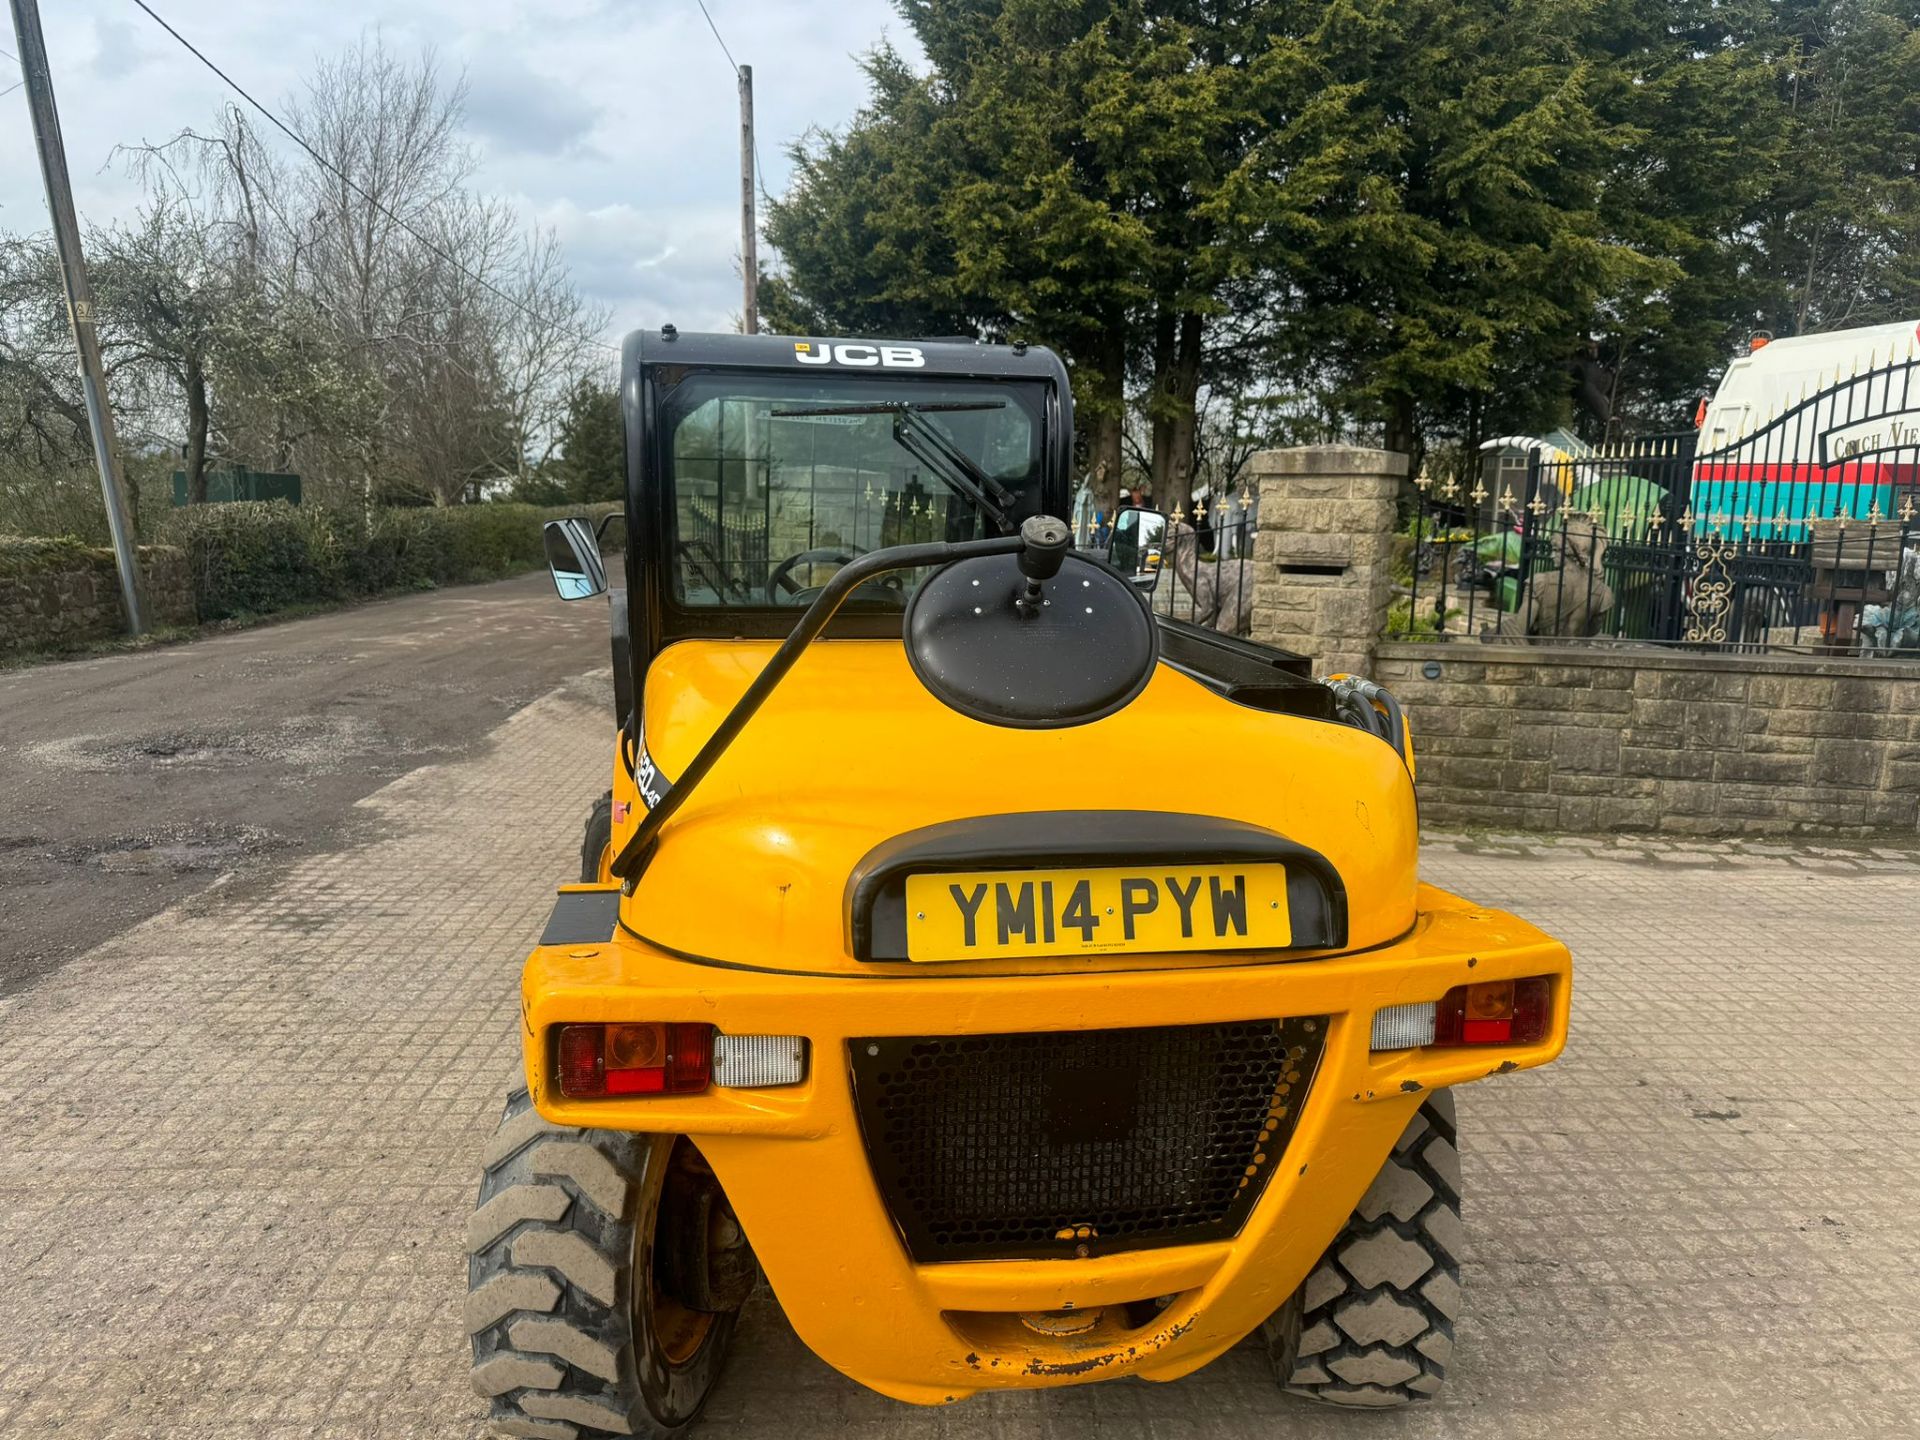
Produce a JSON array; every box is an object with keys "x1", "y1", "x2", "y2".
[{"x1": 793, "y1": 341, "x2": 925, "y2": 369}]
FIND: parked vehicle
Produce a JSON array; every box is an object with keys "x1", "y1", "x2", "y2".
[
  {"x1": 465, "y1": 328, "x2": 1573, "y2": 1437},
  {"x1": 1695, "y1": 318, "x2": 1920, "y2": 527}
]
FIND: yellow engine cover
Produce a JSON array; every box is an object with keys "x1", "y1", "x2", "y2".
[{"x1": 615, "y1": 639, "x2": 1419, "y2": 976}]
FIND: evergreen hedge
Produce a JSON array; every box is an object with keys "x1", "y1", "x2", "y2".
[{"x1": 157, "y1": 500, "x2": 621, "y2": 621}]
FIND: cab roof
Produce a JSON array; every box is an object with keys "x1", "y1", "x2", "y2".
[{"x1": 621, "y1": 327, "x2": 1069, "y2": 383}]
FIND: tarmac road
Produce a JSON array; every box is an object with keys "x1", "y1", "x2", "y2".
[{"x1": 0, "y1": 572, "x2": 610, "y2": 995}]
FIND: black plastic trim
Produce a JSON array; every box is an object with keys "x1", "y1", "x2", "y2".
[
  {"x1": 540, "y1": 890, "x2": 621, "y2": 946},
  {"x1": 1179, "y1": 679, "x2": 1337, "y2": 719},
  {"x1": 845, "y1": 810, "x2": 1347, "y2": 962},
  {"x1": 1153, "y1": 620, "x2": 1334, "y2": 719},
  {"x1": 1155, "y1": 615, "x2": 1315, "y2": 679},
  {"x1": 609, "y1": 586, "x2": 633, "y2": 723}
]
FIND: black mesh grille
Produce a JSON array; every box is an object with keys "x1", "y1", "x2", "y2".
[{"x1": 848, "y1": 1018, "x2": 1327, "y2": 1262}]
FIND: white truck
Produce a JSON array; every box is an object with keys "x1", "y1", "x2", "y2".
[
  {"x1": 1693, "y1": 318, "x2": 1920, "y2": 529},
  {"x1": 1699, "y1": 318, "x2": 1920, "y2": 452}
]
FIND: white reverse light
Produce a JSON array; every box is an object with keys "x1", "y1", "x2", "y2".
[
  {"x1": 711, "y1": 1032, "x2": 809, "y2": 1088},
  {"x1": 1370, "y1": 1001, "x2": 1437, "y2": 1051}
]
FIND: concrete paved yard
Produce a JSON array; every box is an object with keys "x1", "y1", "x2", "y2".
[{"x1": 1, "y1": 668, "x2": 1916, "y2": 1438}]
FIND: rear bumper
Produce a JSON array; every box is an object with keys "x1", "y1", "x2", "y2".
[{"x1": 521, "y1": 882, "x2": 1570, "y2": 1404}]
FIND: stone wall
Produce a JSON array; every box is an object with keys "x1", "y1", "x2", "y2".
[
  {"x1": 1249, "y1": 446, "x2": 1405, "y2": 678},
  {"x1": 0, "y1": 546, "x2": 196, "y2": 656},
  {"x1": 1373, "y1": 642, "x2": 1920, "y2": 838}
]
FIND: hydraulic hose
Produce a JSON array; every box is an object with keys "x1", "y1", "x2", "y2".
[{"x1": 1323, "y1": 674, "x2": 1408, "y2": 766}]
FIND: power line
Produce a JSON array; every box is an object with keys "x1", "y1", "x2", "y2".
[
  {"x1": 692, "y1": 0, "x2": 775, "y2": 311},
  {"x1": 691, "y1": 3, "x2": 774, "y2": 205},
  {"x1": 0, "y1": 79, "x2": 20, "y2": 100},
  {"x1": 126, "y1": 0, "x2": 616, "y2": 354},
  {"x1": 693, "y1": 0, "x2": 738, "y2": 73}
]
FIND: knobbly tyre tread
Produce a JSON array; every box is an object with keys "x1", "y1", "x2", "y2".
[
  {"x1": 581, "y1": 792, "x2": 614, "y2": 885},
  {"x1": 467, "y1": 1089, "x2": 732, "y2": 1438},
  {"x1": 1262, "y1": 1089, "x2": 1462, "y2": 1407}
]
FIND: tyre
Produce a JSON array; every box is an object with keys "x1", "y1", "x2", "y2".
[
  {"x1": 581, "y1": 792, "x2": 614, "y2": 885},
  {"x1": 1262, "y1": 1089, "x2": 1462, "y2": 1407},
  {"x1": 466, "y1": 1089, "x2": 749, "y2": 1438}
]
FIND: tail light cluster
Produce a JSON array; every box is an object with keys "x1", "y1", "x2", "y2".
[
  {"x1": 1370, "y1": 977, "x2": 1553, "y2": 1052},
  {"x1": 556, "y1": 1023, "x2": 807, "y2": 1098}
]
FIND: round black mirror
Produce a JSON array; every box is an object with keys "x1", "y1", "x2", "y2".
[{"x1": 903, "y1": 548, "x2": 1158, "y2": 728}]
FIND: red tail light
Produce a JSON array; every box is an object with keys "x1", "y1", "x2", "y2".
[
  {"x1": 665, "y1": 1023, "x2": 712, "y2": 1093},
  {"x1": 1432, "y1": 977, "x2": 1551, "y2": 1046},
  {"x1": 558, "y1": 1023, "x2": 605, "y2": 1095},
  {"x1": 555, "y1": 1023, "x2": 714, "y2": 1098}
]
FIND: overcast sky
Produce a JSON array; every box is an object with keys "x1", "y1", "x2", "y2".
[{"x1": 1, "y1": 1, "x2": 921, "y2": 344}]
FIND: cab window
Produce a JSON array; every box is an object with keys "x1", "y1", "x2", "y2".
[{"x1": 662, "y1": 373, "x2": 1044, "y2": 608}]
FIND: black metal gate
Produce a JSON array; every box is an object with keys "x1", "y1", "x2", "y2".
[{"x1": 1408, "y1": 355, "x2": 1920, "y2": 656}]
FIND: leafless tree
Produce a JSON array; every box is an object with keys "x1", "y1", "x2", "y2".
[
  {"x1": 0, "y1": 34, "x2": 610, "y2": 525},
  {"x1": 498, "y1": 225, "x2": 612, "y2": 484}
]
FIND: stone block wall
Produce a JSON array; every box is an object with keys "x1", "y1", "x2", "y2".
[
  {"x1": 1249, "y1": 446, "x2": 1405, "y2": 677},
  {"x1": 1373, "y1": 642, "x2": 1920, "y2": 838},
  {"x1": 0, "y1": 546, "x2": 196, "y2": 656}
]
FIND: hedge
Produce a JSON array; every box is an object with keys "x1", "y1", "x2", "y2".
[
  {"x1": 0, "y1": 535, "x2": 98, "y2": 578},
  {"x1": 157, "y1": 500, "x2": 623, "y2": 622}
]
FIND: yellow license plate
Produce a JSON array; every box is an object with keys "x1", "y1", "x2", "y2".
[{"x1": 903, "y1": 863, "x2": 1291, "y2": 962}]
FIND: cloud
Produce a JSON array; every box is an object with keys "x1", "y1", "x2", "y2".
[
  {"x1": 90, "y1": 19, "x2": 144, "y2": 81},
  {"x1": 530, "y1": 197, "x2": 745, "y2": 337},
  {"x1": 0, "y1": 0, "x2": 925, "y2": 343},
  {"x1": 462, "y1": 53, "x2": 602, "y2": 158}
]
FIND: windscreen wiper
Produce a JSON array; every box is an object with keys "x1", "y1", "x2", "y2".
[
  {"x1": 675, "y1": 537, "x2": 752, "y2": 604},
  {"x1": 769, "y1": 400, "x2": 1019, "y2": 534}
]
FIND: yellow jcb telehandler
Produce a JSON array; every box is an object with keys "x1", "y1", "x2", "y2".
[{"x1": 465, "y1": 328, "x2": 1571, "y2": 1437}]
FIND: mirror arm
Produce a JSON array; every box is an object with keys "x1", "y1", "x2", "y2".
[
  {"x1": 608, "y1": 533, "x2": 1025, "y2": 888},
  {"x1": 595, "y1": 511, "x2": 626, "y2": 544}
]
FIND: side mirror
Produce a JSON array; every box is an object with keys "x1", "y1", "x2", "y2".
[
  {"x1": 906, "y1": 527, "x2": 1158, "y2": 729},
  {"x1": 1109, "y1": 506, "x2": 1169, "y2": 591},
  {"x1": 544, "y1": 517, "x2": 608, "y2": 601}
]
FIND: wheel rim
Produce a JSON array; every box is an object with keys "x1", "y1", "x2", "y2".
[
  {"x1": 638, "y1": 1139, "x2": 717, "y2": 1368},
  {"x1": 596, "y1": 841, "x2": 615, "y2": 885}
]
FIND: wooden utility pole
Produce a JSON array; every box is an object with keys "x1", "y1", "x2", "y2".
[
  {"x1": 9, "y1": 0, "x2": 145, "y2": 634},
  {"x1": 738, "y1": 63, "x2": 758, "y2": 335}
]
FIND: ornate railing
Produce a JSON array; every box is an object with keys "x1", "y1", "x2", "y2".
[{"x1": 1405, "y1": 368, "x2": 1920, "y2": 657}]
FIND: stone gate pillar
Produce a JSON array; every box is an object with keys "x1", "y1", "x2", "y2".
[{"x1": 1248, "y1": 445, "x2": 1408, "y2": 678}]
